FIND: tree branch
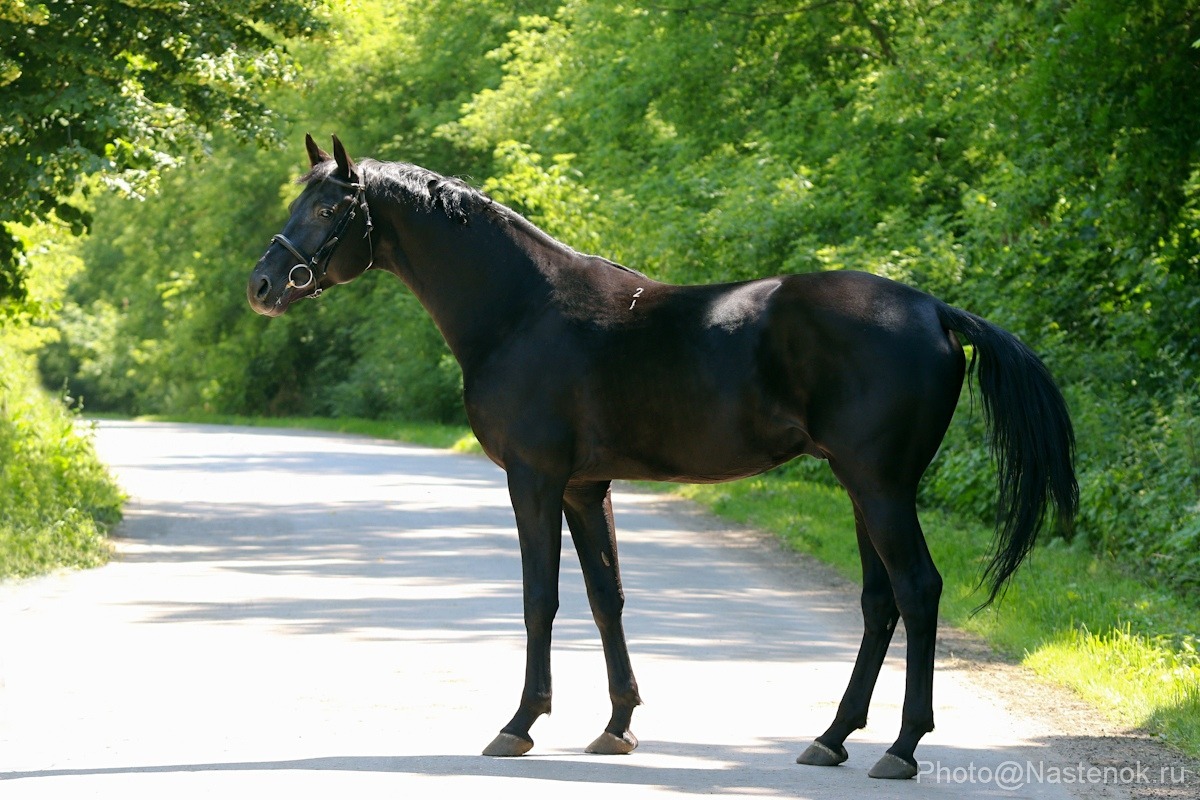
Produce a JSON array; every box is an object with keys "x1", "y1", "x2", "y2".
[{"x1": 848, "y1": 0, "x2": 896, "y2": 63}]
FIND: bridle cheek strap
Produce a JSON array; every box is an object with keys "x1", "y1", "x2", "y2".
[
  {"x1": 271, "y1": 233, "x2": 318, "y2": 293},
  {"x1": 268, "y1": 178, "x2": 374, "y2": 300}
]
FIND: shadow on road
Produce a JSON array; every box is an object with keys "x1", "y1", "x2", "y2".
[
  {"x1": 92, "y1": 421, "x2": 863, "y2": 665},
  {"x1": 26, "y1": 422, "x2": 1187, "y2": 799},
  {"x1": 115, "y1": 492, "x2": 861, "y2": 665}
]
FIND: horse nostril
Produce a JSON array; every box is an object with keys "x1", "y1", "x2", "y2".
[{"x1": 255, "y1": 276, "x2": 271, "y2": 301}]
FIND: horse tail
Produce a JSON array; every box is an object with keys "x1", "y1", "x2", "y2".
[{"x1": 936, "y1": 303, "x2": 1079, "y2": 608}]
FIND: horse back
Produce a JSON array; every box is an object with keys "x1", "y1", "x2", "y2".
[{"x1": 465, "y1": 268, "x2": 964, "y2": 486}]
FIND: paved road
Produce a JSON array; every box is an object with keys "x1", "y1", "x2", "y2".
[{"x1": 0, "y1": 421, "x2": 1133, "y2": 798}]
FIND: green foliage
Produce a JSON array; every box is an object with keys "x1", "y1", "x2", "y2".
[
  {"x1": 0, "y1": 214, "x2": 123, "y2": 577},
  {"x1": 1026, "y1": 624, "x2": 1200, "y2": 751},
  {"x1": 440, "y1": 0, "x2": 1200, "y2": 592},
  {"x1": 0, "y1": 0, "x2": 325, "y2": 305},
  {"x1": 39, "y1": 0, "x2": 557, "y2": 422},
  {"x1": 0, "y1": 324, "x2": 124, "y2": 578},
  {"x1": 34, "y1": 0, "x2": 1200, "y2": 594}
]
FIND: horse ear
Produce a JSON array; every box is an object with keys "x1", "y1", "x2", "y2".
[
  {"x1": 331, "y1": 135, "x2": 356, "y2": 180},
  {"x1": 305, "y1": 133, "x2": 331, "y2": 167}
]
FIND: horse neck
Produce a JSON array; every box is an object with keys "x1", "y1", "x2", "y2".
[{"x1": 372, "y1": 196, "x2": 558, "y2": 372}]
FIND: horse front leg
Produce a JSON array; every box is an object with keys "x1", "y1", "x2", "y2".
[
  {"x1": 563, "y1": 481, "x2": 642, "y2": 755},
  {"x1": 483, "y1": 462, "x2": 566, "y2": 757}
]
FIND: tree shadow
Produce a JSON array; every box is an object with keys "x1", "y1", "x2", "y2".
[
  {"x1": 59, "y1": 422, "x2": 1199, "y2": 798},
  {"x1": 101, "y1": 422, "x2": 866, "y2": 663}
]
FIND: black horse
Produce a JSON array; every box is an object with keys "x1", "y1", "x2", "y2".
[{"x1": 248, "y1": 135, "x2": 1077, "y2": 779}]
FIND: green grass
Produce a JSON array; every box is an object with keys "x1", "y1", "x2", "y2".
[
  {"x1": 137, "y1": 412, "x2": 482, "y2": 453},
  {"x1": 0, "y1": 347, "x2": 125, "y2": 580},
  {"x1": 1025, "y1": 626, "x2": 1200, "y2": 751}
]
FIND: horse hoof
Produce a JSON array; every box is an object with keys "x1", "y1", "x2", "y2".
[
  {"x1": 868, "y1": 752, "x2": 918, "y2": 779},
  {"x1": 796, "y1": 740, "x2": 848, "y2": 766},
  {"x1": 586, "y1": 731, "x2": 638, "y2": 755},
  {"x1": 482, "y1": 732, "x2": 533, "y2": 757}
]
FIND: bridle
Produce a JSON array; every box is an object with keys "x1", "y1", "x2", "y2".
[{"x1": 269, "y1": 175, "x2": 374, "y2": 302}]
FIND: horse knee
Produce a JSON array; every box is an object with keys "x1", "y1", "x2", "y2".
[{"x1": 524, "y1": 589, "x2": 559, "y2": 635}]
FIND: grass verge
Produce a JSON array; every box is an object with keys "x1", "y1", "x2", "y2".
[
  {"x1": 0, "y1": 344, "x2": 125, "y2": 580},
  {"x1": 116, "y1": 414, "x2": 1200, "y2": 756},
  {"x1": 135, "y1": 412, "x2": 483, "y2": 453}
]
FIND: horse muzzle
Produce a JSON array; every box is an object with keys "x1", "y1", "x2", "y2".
[
  {"x1": 247, "y1": 270, "x2": 284, "y2": 317},
  {"x1": 247, "y1": 265, "x2": 299, "y2": 317}
]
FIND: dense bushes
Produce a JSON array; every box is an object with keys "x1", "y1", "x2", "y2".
[
  {"x1": 1, "y1": 315, "x2": 124, "y2": 578},
  {"x1": 40, "y1": 0, "x2": 1200, "y2": 591},
  {"x1": 0, "y1": 368, "x2": 123, "y2": 577}
]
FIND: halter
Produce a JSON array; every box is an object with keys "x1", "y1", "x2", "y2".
[{"x1": 270, "y1": 176, "x2": 374, "y2": 301}]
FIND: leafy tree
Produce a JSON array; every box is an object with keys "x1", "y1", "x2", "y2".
[
  {"x1": 42, "y1": 0, "x2": 555, "y2": 420},
  {"x1": 0, "y1": 0, "x2": 324, "y2": 306},
  {"x1": 41, "y1": 0, "x2": 1200, "y2": 591}
]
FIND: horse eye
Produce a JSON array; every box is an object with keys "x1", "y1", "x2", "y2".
[{"x1": 318, "y1": 207, "x2": 334, "y2": 219}]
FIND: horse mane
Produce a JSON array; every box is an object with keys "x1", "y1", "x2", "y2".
[
  {"x1": 364, "y1": 160, "x2": 496, "y2": 224},
  {"x1": 301, "y1": 159, "x2": 496, "y2": 225},
  {"x1": 301, "y1": 156, "x2": 644, "y2": 276}
]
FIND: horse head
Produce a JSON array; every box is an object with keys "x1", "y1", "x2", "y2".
[{"x1": 247, "y1": 134, "x2": 374, "y2": 317}]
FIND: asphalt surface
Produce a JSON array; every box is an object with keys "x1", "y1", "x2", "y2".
[{"x1": 0, "y1": 421, "x2": 1139, "y2": 798}]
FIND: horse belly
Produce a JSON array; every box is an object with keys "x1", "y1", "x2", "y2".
[
  {"x1": 575, "y1": 370, "x2": 812, "y2": 484},
  {"x1": 583, "y1": 426, "x2": 810, "y2": 484}
]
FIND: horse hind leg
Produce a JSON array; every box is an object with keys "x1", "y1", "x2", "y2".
[
  {"x1": 859, "y1": 489, "x2": 942, "y2": 778},
  {"x1": 563, "y1": 481, "x2": 642, "y2": 754},
  {"x1": 797, "y1": 482, "x2": 941, "y2": 779},
  {"x1": 797, "y1": 503, "x2": 900, "y2": 768}
]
